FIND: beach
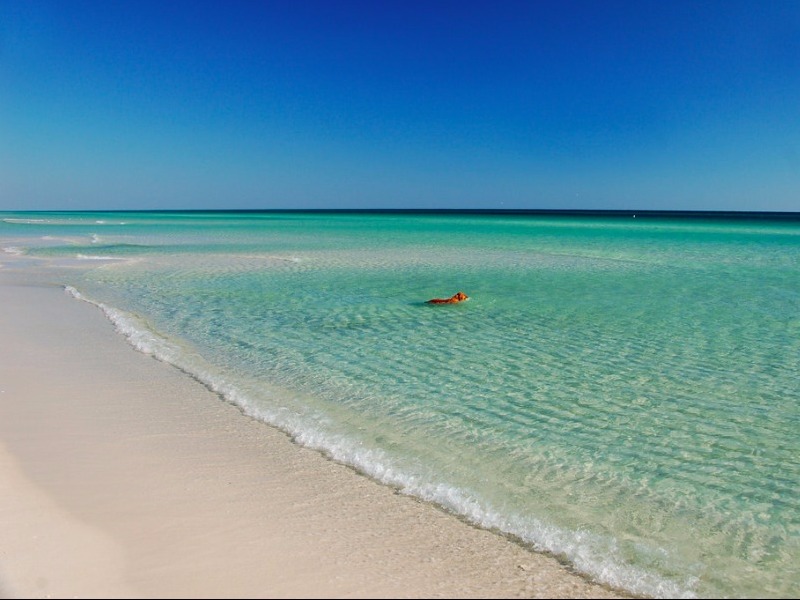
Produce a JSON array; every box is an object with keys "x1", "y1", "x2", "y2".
[{"x1": 0, "y1": 258, "x2": 627, "y2": 598}]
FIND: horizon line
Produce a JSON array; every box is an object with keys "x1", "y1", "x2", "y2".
[{"x1": 4, "y1": 208, "x2": 800, "y2": 220}]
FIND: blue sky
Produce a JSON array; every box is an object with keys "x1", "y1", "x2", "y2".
[{"x1": 1, "y1": 0, "x2": 799, "y2": 211}]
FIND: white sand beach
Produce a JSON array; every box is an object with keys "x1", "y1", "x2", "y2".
[{"x1": 0, "y1": 260, "x2": 627, "y2": 599}]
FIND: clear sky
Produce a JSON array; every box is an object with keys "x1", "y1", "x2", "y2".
[{"x1": 1, "y1": 0, "x2": 799, "y2": 211}]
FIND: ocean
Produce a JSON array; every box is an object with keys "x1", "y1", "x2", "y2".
[{"x1": 2, "y1": 210, "x2": 798, "y2": 599}]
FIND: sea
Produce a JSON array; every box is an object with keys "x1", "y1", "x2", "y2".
[{"x1": 1, "y1": 210, "x2": 798, "y2": 599}]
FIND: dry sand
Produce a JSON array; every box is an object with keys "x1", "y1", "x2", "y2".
[{"x1": 0, "y1": 260, "x2": 629, "y2": 599}]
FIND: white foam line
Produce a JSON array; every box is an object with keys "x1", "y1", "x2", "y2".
[{"x1": 76, "y1": 255, "x2": 120, "y2": 261}]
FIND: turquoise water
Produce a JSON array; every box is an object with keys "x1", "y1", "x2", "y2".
[{"x1": 2, "y1": 211, "x2": 799, "y2": 598}]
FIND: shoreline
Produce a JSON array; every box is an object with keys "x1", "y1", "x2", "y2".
[{"x1": 0, "y1": 260, "x2": 629, "y2": 599}]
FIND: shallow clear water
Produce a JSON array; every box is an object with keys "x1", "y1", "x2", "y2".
[{"x1": 3, "y1": 211, "x2": 799, "y2": 598}]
